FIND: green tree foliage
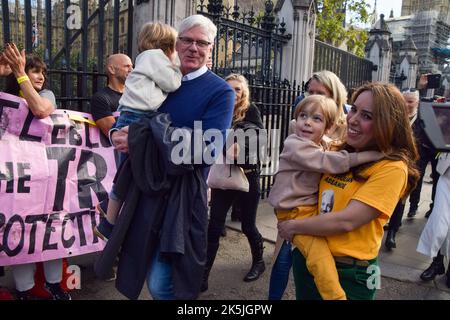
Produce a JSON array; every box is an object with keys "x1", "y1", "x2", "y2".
[{"x1": 316, "y1": 0, "x2": 370, "y2": 57}]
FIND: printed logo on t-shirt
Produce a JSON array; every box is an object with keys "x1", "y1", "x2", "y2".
[
  {"x1": 320, "y1": 189, "x2": 334, "y2": 214},
  {"x1": 324, "y1": 174, "x2": 353, "y2": 189}
]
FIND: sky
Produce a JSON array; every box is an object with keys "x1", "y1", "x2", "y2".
[
  {"x1": 349, "y1": 0, "x2": 403, "y2": 28},
  {"x1": 368, "y1": 0, "x2": 403, "y2": 19}
]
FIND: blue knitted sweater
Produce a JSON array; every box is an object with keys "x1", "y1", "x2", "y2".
[{"x1": 159, "y1": 70, "x2": 234, "y2": 134}]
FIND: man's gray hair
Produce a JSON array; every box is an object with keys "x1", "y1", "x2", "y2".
[
  {"x1": 178, "y1": 14, "x2": 217, "y2": 43},
  {"x1": 402, "y1": 89, "x2": 420, "y2": 101}
]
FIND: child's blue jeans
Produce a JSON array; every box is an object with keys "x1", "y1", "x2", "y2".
[
  {"x1": 268, "y1": 240, "x2": 292, "y2": 300},
  {"x1": 114, "y1": 109, "x2": 148, "y2": 130},
  {"x1": 110, "y1": 109, "x2": 150, "y2": 200}
]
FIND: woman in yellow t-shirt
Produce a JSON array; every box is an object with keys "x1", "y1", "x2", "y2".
[{"x1": 278, "y1": 83, "x2": 420, "y2": 300}]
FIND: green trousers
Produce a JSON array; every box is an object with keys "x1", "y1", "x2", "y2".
[{"x1": 292, "y1": 248, "x2": 379, "y2": 300}]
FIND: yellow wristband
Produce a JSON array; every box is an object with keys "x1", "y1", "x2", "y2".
[{"x1": 17, "y1": 75, "x2": 30, "y2": 85}]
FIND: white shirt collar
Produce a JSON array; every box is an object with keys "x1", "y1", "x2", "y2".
[
  {"x1": 410, "y1": 112, "x2": 418, "y2": 125},
  {"x1": 182, "y1": 65, "x2": 208, "y2": 81}
]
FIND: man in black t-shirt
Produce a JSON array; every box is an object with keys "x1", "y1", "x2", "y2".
[
  {"x1": 90, "y1": 54, "x2": 133, "y2": 282},
  {"x1": 90, "y1": 54, "x2": 133, "y2": 136}
]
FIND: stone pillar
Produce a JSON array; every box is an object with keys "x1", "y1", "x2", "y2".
[
  {"x1": 397, "y1": 36, "x2": 418, "y2": 89},
  {"x1": 132, "y1": 0, "x2": 196, "y2": 59},
  {"x1": 365, "y1": 14, "x2": 392, "y2": 82},
  {"x1": 275, "y1": 0, "x2": 316, "y2": 84}
]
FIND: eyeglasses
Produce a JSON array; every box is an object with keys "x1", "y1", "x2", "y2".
[{"x1": 178, "y1": 37, "x2": 211, "y2": 49}]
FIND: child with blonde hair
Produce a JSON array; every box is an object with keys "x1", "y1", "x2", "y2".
[
  {"x1": 94, "y1": 22, "x2": 182, "y2": 240},
  {"x1": 268, "y1": 95, "x2": 382, "y2": 300}
]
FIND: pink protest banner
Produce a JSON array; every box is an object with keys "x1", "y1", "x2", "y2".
[{"x1": 0, "y1": 92, "x2": 117, "y2": 266}]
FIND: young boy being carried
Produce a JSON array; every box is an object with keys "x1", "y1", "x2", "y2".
[{"x1": 94, "y1": 22, "x2": 182, "y2": 240}]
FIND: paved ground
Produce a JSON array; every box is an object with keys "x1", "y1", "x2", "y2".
[
  {"x1": 1, "y1": 166, "x2": 449, "y2": 300},
  {"x1": 2, "y1": 227, "x2": 448, "y2": 301}
]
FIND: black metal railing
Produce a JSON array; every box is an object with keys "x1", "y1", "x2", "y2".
[
  {"x1": 198, "y1": 0, "x2": 291, "y2": 83},
  {"x1": 314, "y1": 40, "x2": 373, "y2": 91},
  {"x1": 198, "y1": 0, "x2": 297, "y2": 198},
  {"x1": 47, "y1": 65, "x2": 107, "y2": 112},
  {"x1": 1, "y1": 0, "x2": 133, "y2": 112},
  {"x1": 249, "y1": 78, "x2": 302, "y2": 198}
]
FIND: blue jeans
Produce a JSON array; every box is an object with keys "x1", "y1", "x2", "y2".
[
  {"x1": 114, "y1": 109, "x2": 148, "y2": 129},
  {"x1": 114, "y1": 109, "x2": 149, "y2": 167},
  {"x1": 146, "y1": 248, "x2": 175, "y2": 300},
  {"x1": 268, "y1": 240, "x2": 292, "y2": 300},
  {"x1": 110, "y1": 109, "x2": 151, "y2": 201}
]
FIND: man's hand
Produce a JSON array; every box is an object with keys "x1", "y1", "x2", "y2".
[
  {"x1": 418, "y1": 74, "x2": 428, "y2": 90},
  {"x1": 111, "y1": 126, "x2": 129, "y2": 153}
]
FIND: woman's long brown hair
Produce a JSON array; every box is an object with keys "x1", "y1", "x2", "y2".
[{"x1": 345, "y1": 83, "x2": 420, "y2": 198}]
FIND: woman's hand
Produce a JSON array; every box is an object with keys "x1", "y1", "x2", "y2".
[
  {"x1": 278, "y1": 220, "x2": 300, "y2": 242},
  {"x1": 418, "y1": 74, "x2": 428, "y2": 90},
  {"x1": 0, "y1": 55, "x2": 12, "y2": 76},
  {"x1": 2, "y1": 43, "x2": 55, "y2": 118},
  {"x1": 2, "y1": 43, "x2": 26, "y2": 77},
  {"x1": 278, "y1": 200, "x2": 381, "y2": 239},
  {"x1": 112, "y1": 126, "x2": 129, "y2": 153}
]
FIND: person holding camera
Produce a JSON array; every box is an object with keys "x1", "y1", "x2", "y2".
[
  {"x1": 385, "y1": 88, "x2": 437, "y2": 249},
  {"x1": 404, "y1": 76, "x2": 440, "y2": 220},
  {"x1": 418, "y1": 73, "x2": 442, "y2": 98}
]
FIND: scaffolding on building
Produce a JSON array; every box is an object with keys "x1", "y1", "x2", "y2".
[{"x1": 404, "y1": 10, "x2": 450, "y2": 74}]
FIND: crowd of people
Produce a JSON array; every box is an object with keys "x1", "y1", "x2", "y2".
[{"x1": 1, "y1": 13, "x2": 449, "y2": 300}]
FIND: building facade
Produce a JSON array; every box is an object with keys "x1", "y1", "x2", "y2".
[
  {"x1": 380, "y1": 2, "x2": 450, "y2": 91},
  {"x1": 402, "y1": 0, "x2": 450, "y2": 22},
  {"x1": 399, "y1": 0, "x2": 450, "y2": 75}
]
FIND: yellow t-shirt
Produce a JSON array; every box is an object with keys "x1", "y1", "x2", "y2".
[{"x1": 318, "y1": 160, "x2": 408, "y2": 260}]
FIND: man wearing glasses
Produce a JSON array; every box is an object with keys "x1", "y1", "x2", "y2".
[{"x1": 108, "y1": 15, "x2": 235, "y2": 300}]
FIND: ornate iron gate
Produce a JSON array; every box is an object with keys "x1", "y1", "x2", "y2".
[
  {"x1": 1, "y1": 0, "x2": 134, "y2": 112},
  {"x1": 198, "y1": 0, "x2": 300, "y2": 198}
]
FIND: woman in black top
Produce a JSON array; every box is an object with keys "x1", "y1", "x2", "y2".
[{"x1": 202, "y1": 73, "x2": 265, "y2": 292}]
